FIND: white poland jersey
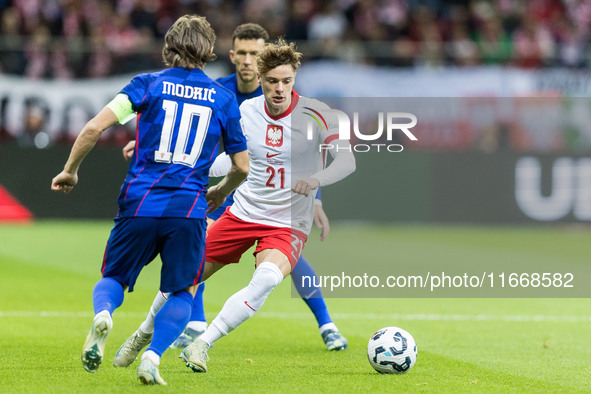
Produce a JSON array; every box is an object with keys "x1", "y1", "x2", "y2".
[{"x1": 229, "y1": 91, "x2": 341, "y2": 235}]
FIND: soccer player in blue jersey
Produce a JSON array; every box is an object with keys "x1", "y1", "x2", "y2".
[
  {"x1": 51, "y1": 14, "x2": 249, "y2": 385},
  {"x1": 114, "y1": 24, "x2": 347, "y2": 366}
]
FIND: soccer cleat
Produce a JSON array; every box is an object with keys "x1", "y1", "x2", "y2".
[
  {"x1": 180, "y1": 338, "x2": 210, "y2": 373},
  {"x1": 137, "y1": 358, "x2": 167, "y2": 385},
  {"x1": 113, "y1": 329, "x2": 152, "y2": 367},
  {"x1": 81, "y1": 313, "x2": 112, "y2": 372},
  {"x1": 321, "y1": 328, "x2": 348, "y2": 351},
  {"x1": 170, "y1": 326, "x2": 206, "y2": 349}
]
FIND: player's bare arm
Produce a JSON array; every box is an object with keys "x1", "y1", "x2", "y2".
[
  {"x1": 313, "y1": 201, "x2": 330, "y2": 241},
  {"x1": 51, "y1": 107, "x2": 118, "y2": 194},
  {"x1": 206, "y1": 150, "x2": 249, "y2": 213}
]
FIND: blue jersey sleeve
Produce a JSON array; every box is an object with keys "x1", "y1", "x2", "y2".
[
  {"x1": 120, "y1": 74, "x2": 151, "y2": 112},
  {"x1": 221, "y1": 95, "x2": 247, "y2": 154}
]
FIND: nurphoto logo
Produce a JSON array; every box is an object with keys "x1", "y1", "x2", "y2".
[{"x1": 304, "y1": 107, "x2": 418, "y2": 152}]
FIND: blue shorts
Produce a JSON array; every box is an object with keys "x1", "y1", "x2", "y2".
[{"x1": 102, "y1": 217, "x2": 206, "y2": 293}]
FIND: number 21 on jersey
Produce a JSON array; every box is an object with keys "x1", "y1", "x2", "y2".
[
  {"x1": 266, "y1": 166, "x2": 285, "y2": 188},
  {"x1": 155, "y1": 99, "x2": 212, "y2": 168}
]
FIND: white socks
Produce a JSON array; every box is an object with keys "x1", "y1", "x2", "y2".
[
  {"x1": 201, "y1": 262, "x2": 284, "y2": 346},
  {"x1": 319, "y1": 322, "x2": 338, "y2": 334},
  {"x1": 95, "y1": 310, "x2": 113, "y2": 328},
  {"x1": 142, "y1": 350, "x2": 160, "y2": 366},
  {"x1": 139, "y1": 291, "x2": 169, "y2": 334},
  {"x1": 135, "y1": 262, "x2": 284, "y2": 347},
  {"x1": 187, "y1": 320, "x2": 208, "y2": 332}
]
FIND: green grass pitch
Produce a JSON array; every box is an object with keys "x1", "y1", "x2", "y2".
[{"x1": 0, "y1": 220, "x2": 590, "y2": 392}]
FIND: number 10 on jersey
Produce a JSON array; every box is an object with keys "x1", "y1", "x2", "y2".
[{"x1": 155, "y1": 99, "x2": 212, "y2": 168}]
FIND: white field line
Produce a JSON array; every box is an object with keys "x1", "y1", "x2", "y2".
[{"x1": 0, "y1": 311, "x2": 590, "y2": 323}]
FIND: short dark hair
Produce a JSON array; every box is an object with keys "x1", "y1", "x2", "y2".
[
  {"x1": 257, "y1": 38, "x2": 302, "y2": 75},
  {"x1": 162, "y1": 14, "x2": 217, "y2": 69},
  {"x1": 231, "y1": 23, "x2": 269, "y2": 47}
]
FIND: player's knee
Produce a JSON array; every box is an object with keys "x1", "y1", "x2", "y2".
[{"x1": 251, "y1": 262, "x2": 284, "y2": 294}]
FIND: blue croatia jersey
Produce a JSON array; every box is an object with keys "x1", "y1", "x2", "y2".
[
  {"x1": 216, "y1": 74, "x2": 262, "y2": 106},
  {"x1": 207, "y1": 74, "x2": 263, "y2": 220},
  {"x1": 117, "y1": 67, "x2": 247, "y2": 219}
]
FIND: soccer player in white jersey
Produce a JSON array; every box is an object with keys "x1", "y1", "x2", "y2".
[{"x1": 179, "y1": 38, "x2": 355, "y2": 373}]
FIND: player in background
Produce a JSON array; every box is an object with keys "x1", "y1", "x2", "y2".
[
  {"x1": 114, "y1": 24, "x2": 347, "y2": 370},
  {"x1": 180, "y1": 38, "x2": 355, "y2": 373},
  {"x1": 51, "y1": 14, "x2": 249, "y2": 385}
]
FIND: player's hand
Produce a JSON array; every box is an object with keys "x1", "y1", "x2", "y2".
[
  {"x1": 51, "y1": 171, "x2": 78, "y2": 194},
  {"x1": 205, "y1": 184, "x2": 227, "y2": 213},
  {"x1": 313, "y1": 202, "x2": 330, "y2": 241},
  {"x1": 292, "y1": 177, "x2": 320, "y2": 197},
  {"x1": 122, "y1": 140, "x2": 136, "y2": 160}
]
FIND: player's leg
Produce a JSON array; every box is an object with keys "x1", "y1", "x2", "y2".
[
  {"x1": 189, "y1": 282, "x2": 208, "y2": 329},
  {"x1": 115, "y1": 261, "x2": 227, "y2": 367},
  {"x1": 113, "y1": 291, "x2": 168, "y2": 367},
  {"x1": 182, "y1": 250, "x2": 289, "y2": 372},
  {"x1": 82, "y1": 277, "x2": 124, "y2": 372},
  {"x1": 180, "y1": 210, "x2": 274, "y2": 372},
  {"x1": 138, "y1": 288, "x2": 194, "y2": 385},
  {"x1": 170, "y1": 215, "x2": 216, "y2": 348},
  {"x1": 170, "y1": 282, "x2": 208, "y2": 348},
  {"x1": 137, "y1": 217, "x2": 207, "y2": 385},
  {"x1": 114, "y1": 247, "x2": 226, "y2": 366},
  {"x1": 291, "y1": 255, "x2": 348, "y2": 351},
  {"x1": 181, "y1": 250, "x2": 291, "y2": 372},
  {"x1": 203, "y1": 249, "x2": 290, "y2": 344},
  {"x1": 85, "y1": 217, "x2": 158, "y2": 373}
]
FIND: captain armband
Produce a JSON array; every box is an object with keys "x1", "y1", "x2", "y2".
[{"x1": 106, "y1": 94, "x2": 137, "y2": 125}]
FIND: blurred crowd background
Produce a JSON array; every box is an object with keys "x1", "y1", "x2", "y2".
[
  {"x1": 1, "y1": 0, "x2": 591, "y2": 79},
  {"x1": 1, "y1": 0, "x2": 591, "y2": 153},
  {"x1": 1, "y1": 0, "x2": 590, "y2": 224}
]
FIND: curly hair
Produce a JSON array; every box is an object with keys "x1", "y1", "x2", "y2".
[{"x1": 256, "y1": 38, "x2": 302, "y2": 75}]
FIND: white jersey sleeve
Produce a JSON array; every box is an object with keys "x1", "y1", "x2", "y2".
[
  {"x1": 308, "y1": 104, "x2": 356, "y2": 186},
  {"x1": 209, "y1": 152, "x2": 232, "y2": 177}
]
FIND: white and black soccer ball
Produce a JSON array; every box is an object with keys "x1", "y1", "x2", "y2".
[{"x1": 367, "y1": 326, "x2": 417, "y2": 374}]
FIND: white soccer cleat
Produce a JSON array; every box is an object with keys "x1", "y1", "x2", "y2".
[
  {"x1": 321, "y1": 328, "x2": 348, "y2": 351},
  {"x1": 137, "y1": 357, "x2": 167, "y2": 385},
  {"x1": 170, "y1": 326, "x2": 206, "y2": 349},
  {"x1": 81, "y1": 312, "x2": 112, "y2": 373},
  {"x1": 113, "y1": 329, "x2": 152, "y2": 367},
  {"x1": 180, "y1": 338, "x2": 210, "y2": 373}
]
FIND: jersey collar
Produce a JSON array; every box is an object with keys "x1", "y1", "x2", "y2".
[{"x1": 264, "y1": 90, "x2": 300, "y2": 121}]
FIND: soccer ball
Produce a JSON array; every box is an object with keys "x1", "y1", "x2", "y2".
[{"x1": 367, "y1": 326, "x2": 417, "y2": 374}]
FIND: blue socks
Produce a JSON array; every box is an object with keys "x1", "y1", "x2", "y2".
[
  {"x1": 147, "y1": 290, "x2": 193, "y2": 356},
  {"x1": 190, "y1": 283, "x2": 207, "y2": 322},
  {"x1": 291, "y1": 255, "x2": 333, "y2": 327},
  {"x1": 92, "y1": 277, "x2": 124, "y2": 315}
]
